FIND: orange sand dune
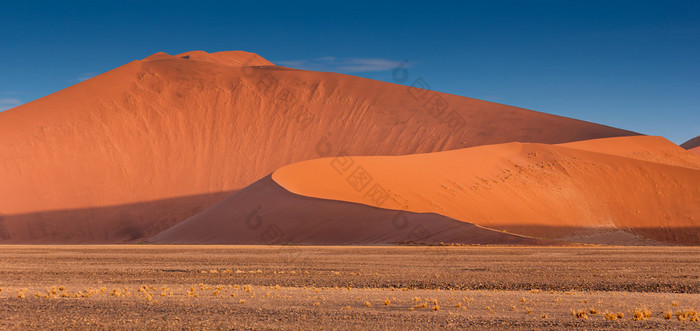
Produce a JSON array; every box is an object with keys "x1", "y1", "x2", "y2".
[
  {"x1": 559, "y1": 136, "x2": 700, "y2": 170},
  {"x1": 690, "y1": 147, "x2": 700, "y2": 157},
  {"x1": 266, "y1": 136, "x2": 700, "y2": 245},
  {"x1": 150, "y1": 176, "x2": 558, "y2": 245},
  {"x1": 0, "y1": 50, "x2": 637, "y2": 243}
]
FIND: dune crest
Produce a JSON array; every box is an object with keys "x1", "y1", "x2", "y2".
[{"x1": 143, "y1": 50, "x2": 276, "y2": 67}]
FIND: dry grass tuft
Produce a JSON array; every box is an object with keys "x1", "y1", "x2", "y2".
[
  {"x1": 415, "y1": 302, "x2": 427, "y2": 309},
  {"x1": 632, "y1": 308, "x2": 651, "y2": 321},
  {"x1": 675, "y1": 310, "x2": 697, "y2": 321},
  {"x1": 573, "y1": 310, "x2": 587, "y2": 319}
]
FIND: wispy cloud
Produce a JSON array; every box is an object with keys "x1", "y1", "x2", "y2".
[
  {"x1": 75, "y1": 72, "x2": 98, "y2": 82},
  {"x1": 0, "y1": 98, "x2": 22, "y2": 111},
  {"x1": 276, "y1": 57, "x2": 409, "y2": 73}
]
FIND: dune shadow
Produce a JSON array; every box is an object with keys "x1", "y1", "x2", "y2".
[{"x1": 0, "y1": 191, "x2": 235, "y2": 243}]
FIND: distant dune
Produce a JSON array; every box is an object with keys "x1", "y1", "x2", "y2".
[
  {"x1": 0, "y1": 51, "x2": 638, "y2": 243},
  {"x1": 560, "y1": 136, "x2": 700, "y2": 169},
  {"x1": 681, "y1": 135, "x2": 700, "y2": 150}
]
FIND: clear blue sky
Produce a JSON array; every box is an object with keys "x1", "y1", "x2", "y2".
[{"x1": 1, "y1": 0, "x2": 698, "y2": 143}]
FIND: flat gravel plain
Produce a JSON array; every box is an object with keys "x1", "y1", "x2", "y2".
[{"x1": 1, "y1": 245, "x2": 699, "y2": 329}]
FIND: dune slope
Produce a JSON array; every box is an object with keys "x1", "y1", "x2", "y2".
[
  {"x1": 150, "y1": 176, "x2": 557, "y2": 245},
  {"x1": 0, "y1": 50, "x2": 638, "y2": 243},
  {"x1": 560, "y1": 136, "x2": 700, "y2": 170},
  {"x1": 690, "y1": 147, "x2": 700, "y2": 157},
  {"x1": 255, "y1": 136, "x2": 700, "y2": 245}
]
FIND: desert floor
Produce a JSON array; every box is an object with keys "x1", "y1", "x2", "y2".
[{"x1": 1, "y1": 245, "x2": 699, "y2": 330}]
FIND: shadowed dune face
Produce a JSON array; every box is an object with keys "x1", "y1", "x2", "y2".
[
  {"x1": 269, "y1": 136, "x2": 700, "y2": 245},
  {"x1": 0, "y1": 191, "x2": 234, "y2": 243},
  {"x1": 680, "y1": 135, "x2": 700, "y2": 150},
  {"x1": 0, "y1": 50, "x2": 638, "y2": 243},
  {"x1": 149, "y1": 176, "x2": 558, "y2": 245}
]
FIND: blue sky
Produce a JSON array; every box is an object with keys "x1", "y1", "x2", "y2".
[{"x1": 1, "y1": 0, "x2": 698, "y2": 143}]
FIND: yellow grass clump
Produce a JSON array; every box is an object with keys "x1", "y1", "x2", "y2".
[
  {"x1": 632, "y1": 308, "x2": 651, "y2": 321},
  {"x1": 573, "y1": 310, "x2": 587, "y2": 319}
]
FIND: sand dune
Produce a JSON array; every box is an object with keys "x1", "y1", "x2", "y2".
[
  {"x1": 257, "y1": 136, "x2": 699, "y2": 245},
  {"x1": 680, "y1": 135, "x2": 700, "y2": 150},
  {"x1": 560, "y1": 136, "x2": 700, "y2": 170},
  {"x1": 0, "y1": 50, "x2": 638, "y2": 243},
  {"x1": 690, "y1": 147, "x2": 700, "y2": 157},
  {"x1": 150, "y1": 176, "x2": 556, "y2": 245}
]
